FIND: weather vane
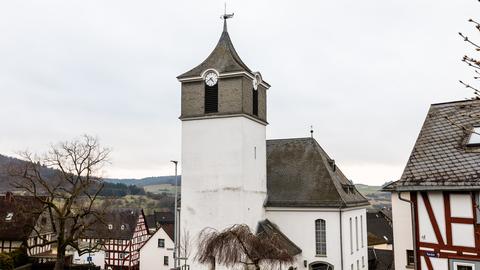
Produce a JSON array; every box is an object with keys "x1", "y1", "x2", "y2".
[{"x1": 221, "y1": 3, "x2": 234, "y2": 31}]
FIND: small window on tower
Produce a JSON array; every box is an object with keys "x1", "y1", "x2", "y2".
[
  {"x1": 205, "y1": 83, "x2": 218, "y2": 113},
  {"x1": 252, "y1": 88, "x2": 258, "y2": 116}
]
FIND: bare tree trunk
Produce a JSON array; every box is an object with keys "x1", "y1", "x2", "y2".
[{"x1": 54, "y1": 251, "x2": 65, "y2": 270}]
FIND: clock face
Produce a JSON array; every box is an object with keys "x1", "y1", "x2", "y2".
[{"x1": 205, "y1": 72, "x2": 218, "y2": 86}]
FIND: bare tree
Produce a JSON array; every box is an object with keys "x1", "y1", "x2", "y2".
[
  {"x1": 9, "y1": 135, "x2": 110, "y2": 270},
  {"x1": 179, "y1": 229, "x2": 192, "y2": 269},
  {"x1": 196, "y1": 224, "x2": 294, "y2": 270},
  {"x1": 459, "y1": 16, "x2": 480, "y2": 97}
]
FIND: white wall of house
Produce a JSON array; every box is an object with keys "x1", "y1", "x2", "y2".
[
  {"x1": 391, "y1": 192, "x2": 413, "y2": 270},
  {"x1": 181, "y1": 116, "x2": 267, "y2": 270},
  {"x1": 73, "y1": 250, "x2": 105, "y2": 269},
  {"x1": 140, "y1": 228, "x2": 174, "y2": 270},
  {"x1": 341, "y1": 207, "x2": 368, "y2": 270},
  {"x1": 266, "y1": 206, "x2": 367, "y2": 270}
]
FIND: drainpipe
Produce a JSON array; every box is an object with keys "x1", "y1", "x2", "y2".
[
  {"x1": 398, "y1": 192, "x2": 417, "y2": 270},
  {"x1": 339, "y1": 208, "x2": 344, "y2": 270}
]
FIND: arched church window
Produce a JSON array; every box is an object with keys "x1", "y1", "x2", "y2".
[
  {"x1": 310, "y1": 262, "x2": 333, "y2": 270},
  {"x1": 252, "y1": 88, "x2": 258, "y2": 116},
  {"x1": 315, "y1": 219, "x2": 327, "y2": 256},
  {"x1": 204, "y1": 82, "x2": 218, "y2": 113}
]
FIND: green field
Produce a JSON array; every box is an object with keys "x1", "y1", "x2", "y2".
[{"x1": 143, "y1": 184, "x2": 178, "y2": 194}]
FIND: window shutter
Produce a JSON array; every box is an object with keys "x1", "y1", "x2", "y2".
[{"x1": 205, "y1": 83, "x2": 218, "y2": 113}]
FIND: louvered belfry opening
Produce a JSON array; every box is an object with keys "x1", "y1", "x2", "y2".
[
  {"x1": 204, "y1": 83, "x2": 218, "y2": 113},
  {"x1": 252, "y1": 88, "x2": 258, "y2": 116}
]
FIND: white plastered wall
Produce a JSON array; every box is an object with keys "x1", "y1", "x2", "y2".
[
  {"x1": 181, "y1": 116, "x2": 267, "y2": 270},
  {"x1": 140, "y1": 228, "x2": 174, "y2": 270},
  {"x1": 391, "y1": 192, "x2": 414, "y2": 270}
]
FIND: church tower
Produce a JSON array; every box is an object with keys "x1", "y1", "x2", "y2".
[{"x1": 177, "y1": 15, "x2": 270, "y2": 269}]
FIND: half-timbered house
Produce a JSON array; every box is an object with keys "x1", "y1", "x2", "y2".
[
  {"x1": 0, "y1": 192, "x2": 54, "y2": 256},
  {"x1": 81, "y1": 208, "x2": 149, "y2": 270},
  {"x1": 385, "y1": 99, "x2": 480, "y2": 270}
]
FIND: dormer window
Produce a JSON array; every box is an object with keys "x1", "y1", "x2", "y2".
[
  {"x1": 108, "y1": 224, "x2": 113, "y2": 230},
  {"x1": 467, "y1": 126, "x2": 480, "y2": 146},
  {"x1": 121, "y1": 225, "x2": 125, "y2": 230},
  {"x1": 5, "y1": 212, "x2": 13, "y2": 221}
]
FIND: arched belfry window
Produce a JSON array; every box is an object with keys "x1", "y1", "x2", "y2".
[
  {"x1": 252, "y1": 88, "x2": 258, "y2": 116},
  {"x1": 204, "y1": 82, "x2": 218, "y2": 113},
  {"x1": 315, "y1": 219, "x2": 327, "y2": 256}
]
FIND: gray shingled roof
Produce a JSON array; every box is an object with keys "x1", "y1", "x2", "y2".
[
  {"x1": 256, "y1": 219, "x2": 302, "y2": 256},
  {"x1": 386, "y1": 99, "x2": 480, "y2": 191},
  {"x1": 177, "y1": 24, "x2": 252, "y2": 79},
  {"x1": 266, "y1": 138, "x2": 369, "y2": 208},
  {"x1": 0, "y1": 193, "x2": 52, "y2": 241},
  {"x1": 82, "y1": 208, "x2": 144, "y2": 240}
]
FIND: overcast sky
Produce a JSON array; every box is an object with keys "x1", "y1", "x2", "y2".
[{"x1": 0, "y1": 1, "x2": 478, "y2": 185}]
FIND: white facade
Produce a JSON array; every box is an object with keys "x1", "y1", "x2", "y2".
[
  {"x1": 73, "y1": 250, "x2": 106, "y2": 269},
  {"x1": 391, "y1": 192, "x2": 413, "y2": 270},
  {"x1": 181, "y1": 116, "x2": 267, "y2": 270},
  {"x1": 266, "y1": 207, "x2": 368, "y2": 270},
  {"x1": 140, "y1": 228, "x2": 174, "y2": 270}
]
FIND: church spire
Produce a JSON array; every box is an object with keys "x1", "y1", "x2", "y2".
[
  {"x1": 221, "y1": 3, "x2": 234, "y2": 33},
  {"x1": 177, "y1": 8, "x2": 253, "y2": 80}
]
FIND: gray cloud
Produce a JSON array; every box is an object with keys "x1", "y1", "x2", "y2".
[{"x1": 0, "y1": 0, "x2": 477, "y2": 184}]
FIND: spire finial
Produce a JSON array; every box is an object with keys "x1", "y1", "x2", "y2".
[
  {"x1": 220, "y1": 3, "x2": 234, "y2": 32},
  {"x1": 310, "y1": 125, "x2": 314, "y2": 138}
]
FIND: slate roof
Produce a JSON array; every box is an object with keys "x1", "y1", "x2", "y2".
[
  {"x1": 177, "y1": 22, "x2": 252, "y2": 79},
  {"x1": 266, "y1": 138, "x2": 369, "y2": 208},
  {"x1": 82, "y1": 208, "x2": 143, "y2": 240},
  {"x1": 367, "y1": 211, "x2": 393, "y2": 246},
  {"x1": 386, "y1": 99, "x2": 480, "y2": 191},
  {"x1": 0, "y1": 193, "x2": 50, "y2": 241},
  {"x1": 256, "y1": 219, "x2": 302, "y2": 256},
  {"x1": 368, "y1": 248, "x2": 394, "y2": 270}
]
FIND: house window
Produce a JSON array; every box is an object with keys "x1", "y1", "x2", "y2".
[
  {"x1": 119, "y1": 253, "x2": 124, "y2": 259},
  {"x1": 252, "y1": 88, "x2": 258, "y2": 116},
  {"x1": 355, "y1": 216, "x2": 359, "y2": 251},
  {"x1": 5, "y1": 213, "x2": 13, "y2": 221},
  {"x1": 204, "y1": 83, "x2": 218, "y2": 113},
  {"x1": 360, "y1": 215, "x2": 364, "y2": 248},
  {"x1": 164, "y1": 256, "x2": 169, "y2": 266},
  {"x1": 315, "y1": 219, "x2": 326, "y2": 256},
  {"x1": 108, "y1": 224, "x2": 113, "y2": 230},
  {"x1": 121, "y1": 225, "x2": 125, "y2": 230},
  {"x1": 351, "y1": 264, "x2": 353, "y2": 270},
  {"x1": 356, "y1": 260, "x2": 359, "y2": 270},
  {"x1": 158, "y1": 239, "x2": 165, "y2": 248},
  {"x1": 362, "y1": 256, "x2": 365, "y2": 268},
  {"x1": 454, "y1": 262, "x2": 475, "y2": 270},
  {"x1": 349, "y1": 218, "x2": 353, "y2": 254},
  {"x1": 406, "y1": 250, "x2": 414, "y2": 266},
  {"x1": 467, "y1": 126, "x2": 480, "y2": 146}
]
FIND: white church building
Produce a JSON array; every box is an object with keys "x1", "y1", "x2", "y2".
[{"x1": 177, "y1": 17, "x2": 369, "y2": 270}]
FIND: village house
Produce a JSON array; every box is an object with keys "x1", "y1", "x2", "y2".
[
  {"x1": 385, "y1": 99, "x2": 480, "y2": 270},
  {"x1": 177, "y1": 15, "x2": 370, "y2": 270},
  {"x1": 0, "y1": 192, "x2": 54, "y2": 257},
  {"x1": 139, "y1": 224, "x2": 174, "y2": 270},
  {"x1": 367, "y1": 210, "x2": 393, "y2": 251},
  {"x1": 75, "y1": 208, "x2": 149, "y2": 270}
]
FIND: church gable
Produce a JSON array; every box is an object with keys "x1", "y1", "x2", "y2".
[{"x1": 266, "y1": 137, "x2": 369, "y2": 208}]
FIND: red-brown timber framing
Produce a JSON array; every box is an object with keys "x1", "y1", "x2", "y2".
[
  {"x1": 102, "y1": 212, "x2": 149, "y2": 270},
  {"x1": 412, "y1": 191, "x2": 480, "y2": 270}
]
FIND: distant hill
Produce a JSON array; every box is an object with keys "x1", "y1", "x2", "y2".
[
  {"x1": 354, "y1": 183, "x2": 392, "y2": 210},
  {"x1": 106, "y1": 176, "x2": 181, "y2": 187},
  {"x1": 0, "y1": 154, "x2": 146, "y2": 196}
]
